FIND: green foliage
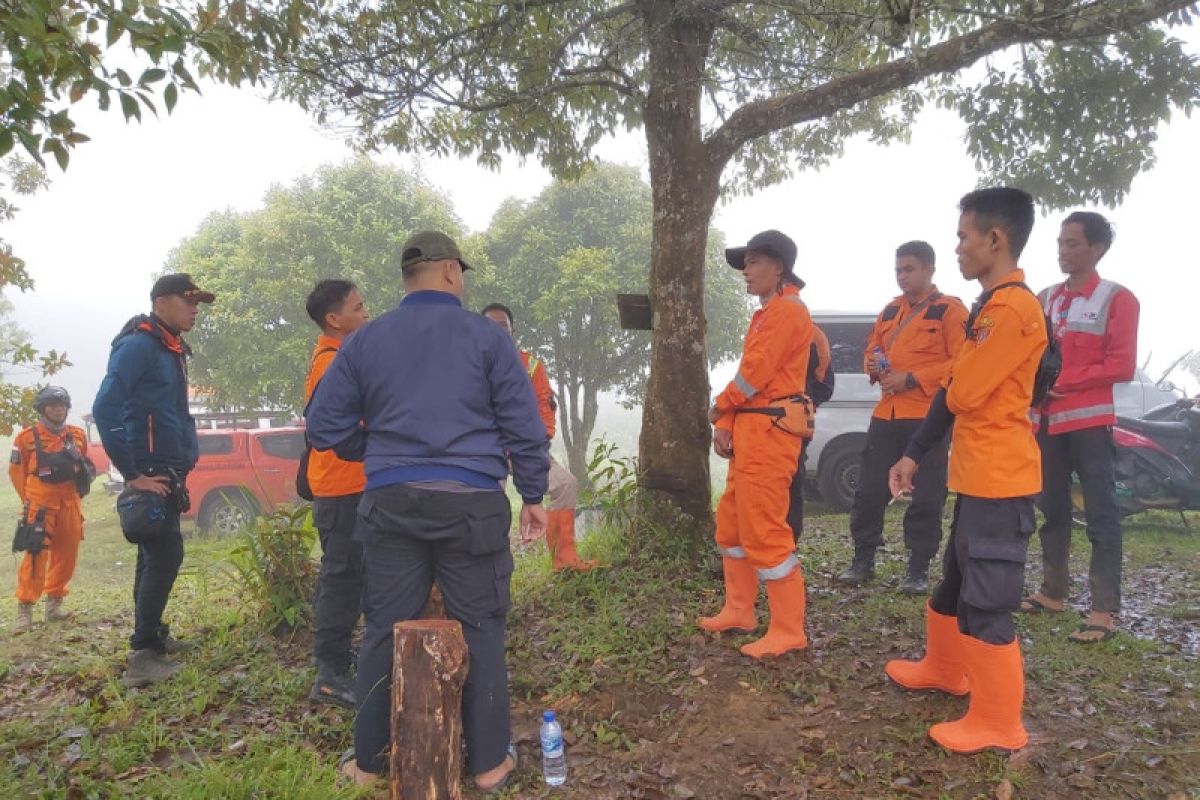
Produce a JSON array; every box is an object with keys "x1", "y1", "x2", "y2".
[
  {"x1": 173, "y1": 158, "x2": 465, "y2": 413},
  {"x1": 269, "y1": 1, "x2": 1200, "y2": 206},
  {"x1": 226, "y1": 505, "x2": 318, "y2": 633},
  {"x1": 474, "y1": 162, "x2": 748, "y2": 472},
  {"x1": 580, "y1": 438, "x2": 639, "y2": 534}
]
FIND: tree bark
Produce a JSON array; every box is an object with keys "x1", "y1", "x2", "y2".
[
  {"x1": 638, "y1": 5, "x2": 723, "y2": 529},
  {"x1": 390, "y1": 619, "x2": 470, "y2": 800}
]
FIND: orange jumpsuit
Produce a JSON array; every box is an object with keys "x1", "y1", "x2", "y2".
[
  {"x1": 10, "y1": 423, "x2": 87, "y2": 604},
  {"x1": 713, "y1": 285, "x2": 814, "y2": 575}
]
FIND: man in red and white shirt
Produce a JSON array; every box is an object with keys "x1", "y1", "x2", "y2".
[{"x1": 1023, "y1": 212, "x2": 1139, "y2": 643}]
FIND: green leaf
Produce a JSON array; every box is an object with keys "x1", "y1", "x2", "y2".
[
  {"x1": 139, "y1": 67, "x2": 167, "y2": 84},
  {"x1": 0, "y1": 129, "x2": 13, "y2": 158},
  {"x1": 118, "y1": 92, "x2": 141, "y2": 122},
  {"x1": 164, "y1": 82, "x2": 178, "y2": 113},
  {"x1": 105, "y1": 15, "x2": 126, "y2": 47}
]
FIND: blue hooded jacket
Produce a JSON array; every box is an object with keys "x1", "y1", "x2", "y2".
[
  {"x1": 92, "y1": 315, "x2": 199, "y2": 479},
  {"x1": 307, "y1": 291, "x2": 549, "y2": 503}
]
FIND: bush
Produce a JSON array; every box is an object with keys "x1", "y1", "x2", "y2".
[{"x1": 227, "y1": 506, "x2": 318, "y2": 634}]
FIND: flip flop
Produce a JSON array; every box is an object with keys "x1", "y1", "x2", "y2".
[
  {"x1": 1019, "y1": 596, "x2": 1064, "y2": 614},
  {"x1": 1068, "y1": 624, "x2": 1117, "y2": 644},
  {"x1": 477, "y1": 744, "x2": 518, "y2": 794}
]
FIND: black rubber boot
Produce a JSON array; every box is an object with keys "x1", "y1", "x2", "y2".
[
  {"x1": 899, "y1": 557, "x2": 931, "y2": 595},
  {"x1": 836, "y1": 550, "x2": 875, "y2": 587},
  {"x1": 310, "y1": 663, "x2": 356, "y2": 709}
]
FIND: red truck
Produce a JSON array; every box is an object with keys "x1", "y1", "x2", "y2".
[{"x1": 83, "y1": 417, "x2": 305, "y2": 535}]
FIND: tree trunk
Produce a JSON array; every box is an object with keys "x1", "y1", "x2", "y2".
[
  {"x1": 390, "y1": 619, "x2": 470, "y2": 800},
  {"x1": 638, "y1": 7, "x2": 723, "y2": 530}
]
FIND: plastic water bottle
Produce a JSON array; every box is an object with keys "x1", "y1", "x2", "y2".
[
  {"x1": 873, "y1": 346, "x2": 890, "y2": 374},
  {"x1": 540, "y1": 710, "x2": 567, "y2": 786}
]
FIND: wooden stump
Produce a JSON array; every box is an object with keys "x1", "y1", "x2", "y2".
[{"x1": 390, "y1": 619, "x2": 470, "y2": 800}]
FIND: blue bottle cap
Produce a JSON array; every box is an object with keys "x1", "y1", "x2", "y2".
[{"x1": 543, "y1": 710, "x2": 556, "y2": 722}]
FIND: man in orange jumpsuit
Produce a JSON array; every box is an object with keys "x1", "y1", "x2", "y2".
[
  {"x1": 700, "y1": 230, "x2": 814, "y2": 660},
  {"x1": 836, "y1": 241, "x2": 968, "y2": 593},
  {"x1": 887, "y1": 188, "x2": 1047, "y2": 754},
  {"x1": 482, "y1": 303, "x2": 595, "y2": 572},
  {"x1": 303, "y1": 279, "x2": 370, "y2": 707},
  {"x1": 10, "y1": 386, "x2": 93, "y2": 633}
]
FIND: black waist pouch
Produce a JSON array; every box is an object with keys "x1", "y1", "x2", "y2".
[{"x1": 117, "y1": 488, "x2": 175, "y2": 544}]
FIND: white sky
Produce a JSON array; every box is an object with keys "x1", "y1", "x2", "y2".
[{"x1": 6, "y1": 43, "x2": 1200, "y2": 421}]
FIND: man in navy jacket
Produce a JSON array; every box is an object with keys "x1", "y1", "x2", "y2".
[
  {"x1": 309, "y1": 231, "x2": 548, "y2": 792},
  {"x1": 93, "y1": 273, "x2": 213, "y2": 687}
]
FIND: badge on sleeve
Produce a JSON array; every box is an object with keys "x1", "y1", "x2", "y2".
[
  {"x1": 972, "y1": 316, "x2": 995, "y2": 344},
  {"x1": 10, "y1": 447, "x2": 21, "y2": 465}
]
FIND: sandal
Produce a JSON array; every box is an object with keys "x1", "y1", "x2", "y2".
[
  {"x1": 338, "y1": 748, "x2": 381, "y2": 786},
  {"x1": 1068, "y1": 624, "x2": 1117, "y2": 644},
  {"x1": 1019, "y1": 596, "x2": 1064, "y2": 614},
  {"x1": 476, "y1": 744, "x2": 518, "y2": 794}
]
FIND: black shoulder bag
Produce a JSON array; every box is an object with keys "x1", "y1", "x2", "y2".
[
  {"x1": 297, "y1": 347, "x2": 337, "y2": 502},
  {"x1": 966, "y1": 281, "x2": 1061, "y2": 406}
]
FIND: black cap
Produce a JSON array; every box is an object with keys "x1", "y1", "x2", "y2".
[
  {"x1": 400, "y1": 231, "x2": 472, "y2": 271},
  {"x1": 725, "y1": 230, "x2": 804, "y2": 288},
  {"x1": 151, "y1": 273, "x2": 215, "y2": 304}
]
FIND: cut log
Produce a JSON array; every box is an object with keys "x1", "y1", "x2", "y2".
[{"x1": 390, "y1": 619, "x2": 470, "y2": 800}]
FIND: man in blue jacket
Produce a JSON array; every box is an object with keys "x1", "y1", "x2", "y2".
[
  {"x1": 93, "y1": 274, "x2": 213, "y2": 687},
  {"x1": 309, "y1": 231, "x2": 548, "y2": 793}
]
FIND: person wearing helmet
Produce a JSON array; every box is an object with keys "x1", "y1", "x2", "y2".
[{"x1": 9, "y1": 386, "x2": 95, "y2": 634}]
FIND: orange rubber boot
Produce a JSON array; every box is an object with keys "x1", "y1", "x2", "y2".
[
  {"x1": 739, "y1": 567, "x2": 808, "y2": 659},
  {"x1": 929, "y1": 635, "x2": 1028, "y2": 754},
  {"x1": 885, "y1": 601, "x2": 969, "y2": 695},
  {"x1": 698, "y1": 556, "x2": 758, "y2": 633},
  {"x1": 548, "y1": 509, "x2": 596, "y2": 572}
]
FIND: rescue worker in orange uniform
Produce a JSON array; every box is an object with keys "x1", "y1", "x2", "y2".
[
  {"x1": 787, "y1": 324, "x2": 834, "y2": 542},
  {"x1": 303, "y1": 279, "x2": 370, "y2": 707},
  {"x1": 887, "y1": 188, "x2": 1047, "y2": 754},
  {"x1": 700, "y1": 230, "x2": 814, "y2": 660},
  {"x1": 837, "y1": 241, "x2": 968, "y2": 593},
  {"x1": 481, "y1": 303, "x2": 596, "y2": 572},
  {"x1": 10, "y1": 386, "x2": 93, "y2": 633}
]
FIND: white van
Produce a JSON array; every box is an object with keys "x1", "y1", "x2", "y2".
[{"x1": 805, "y1": 312, "x2": 1181, "y2": 512}]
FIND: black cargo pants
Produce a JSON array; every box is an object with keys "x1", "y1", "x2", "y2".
[
  {"x1": 849, "y1": 416, "x2": 950, "y2": 568},
  {"x1": 311, "y1": 493, "x2": 365, "y2": 672},
  {"x1": 352, "y1": 485, "x2": 513, "y2": 776},
  {"x1": 930, "y1": 495, "x2": 1036, "y2": 645}
]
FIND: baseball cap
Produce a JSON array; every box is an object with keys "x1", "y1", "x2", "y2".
[
  {"x1": 151, "y1": 273, "x2": 216, "y2": 304},
  {"x1": 400, "y1": 231, "x2": 472, "y2": 271},
  {"x1": 725, "y1": 230, "x2": 804, "y2": 288}
]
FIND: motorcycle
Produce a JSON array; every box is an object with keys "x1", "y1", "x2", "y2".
[{"x1": 1071, "y1": 397, "x2": 1200, "y2": 527}]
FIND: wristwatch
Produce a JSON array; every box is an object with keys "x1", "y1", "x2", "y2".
[{"x1": 904, "y1": 372, "x2": 918, "y2": 390}]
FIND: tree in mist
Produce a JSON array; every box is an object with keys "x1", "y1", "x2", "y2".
[{"x1": 262, "y1": 0, "x2": 1200, "y2": 529}]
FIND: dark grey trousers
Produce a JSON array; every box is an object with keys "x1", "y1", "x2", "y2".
[{"x1": 353, "y1": 485, "x2": 513, "y2": 776}]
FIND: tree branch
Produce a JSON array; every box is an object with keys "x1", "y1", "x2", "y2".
[{"x1": 706, "y1": 0, "x2": 1196, "y2": 164}]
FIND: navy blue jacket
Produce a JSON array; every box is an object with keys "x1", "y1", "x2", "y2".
[
  {"x1": 307, "y1": 291, "x2": 549, "y2": 503},
  {"x1": 92, "y1": 315, "x2": 200, "y2": 479}
]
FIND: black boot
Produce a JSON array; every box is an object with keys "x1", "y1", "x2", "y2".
[
  {"x1": 310, "y1": 662, "x2": 356, "y2": 709},
  {"x1": 836, "y1": 550, "x2": 875, "y2": 586},
  {"x1": 899, "y1": 557, "x2": 930, "y2": 595}
]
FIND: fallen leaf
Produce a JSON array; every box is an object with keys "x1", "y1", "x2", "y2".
[
  {"x1": 994, "y1": 778, "x2": 1014, "y2": 800},
  {"x1": 61, "y1": 725, "x2": 89, "y2": 741},
  {"x1": 1066, "y1": 738, "x2": 1089, "y2": 750},
  {"x1": 227, "y1": 739, "x2": 246, "y2": 754},
  {"x1": 688, "y1": 666, "x2": 705, "y2": 677},
  {"x1": 672, "y1": 785, "x2": 696, "y2": 799},
  {"x1": 1146, "y1": 755, "x2": 1165, "y2": 768}
]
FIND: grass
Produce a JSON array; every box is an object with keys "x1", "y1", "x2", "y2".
[{"x1": 1, "y1": 483, "x2": 1198, "y2": 798}]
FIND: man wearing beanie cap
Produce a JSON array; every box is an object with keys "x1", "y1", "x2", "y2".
[{"x1": 699, "y1": 229, "x2": 815, "y2": 659}]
